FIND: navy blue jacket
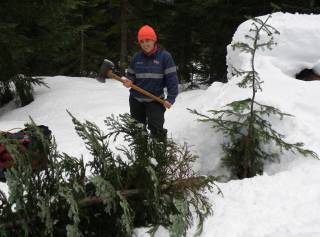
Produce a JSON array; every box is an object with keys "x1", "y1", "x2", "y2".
[{"x1": 126, "y1": 47, "x2": 179, "y2": 104}]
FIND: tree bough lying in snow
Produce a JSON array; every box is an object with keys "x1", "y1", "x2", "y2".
[
  {"x1": 0, "y1": 113, "x2": 219, "y2": 237},
  {"x1": 190, "y1": 14, "x2": 318, "y2": 179}
]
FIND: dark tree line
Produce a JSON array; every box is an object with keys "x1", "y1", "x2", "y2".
[{"x1": 0, "y1": 0, "x2": 319, "y2": 92}]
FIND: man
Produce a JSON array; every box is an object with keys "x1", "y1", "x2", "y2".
[{"x1": 122, "y1": 25, "x2": 178, "y2": 140}]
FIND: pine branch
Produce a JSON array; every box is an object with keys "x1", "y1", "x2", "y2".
[
  {"x1": 11, "y1": 75, "x2": 49, "y2": 88},
  {"x1": 1, "y1": 114, "x2": 219, "y2": 236},
  {"x1": 188, "y1": 108, "x2": 246, "y2": 136},
  {"x1": 0, "y1": 176, "x2": 218, "y2": 230}
]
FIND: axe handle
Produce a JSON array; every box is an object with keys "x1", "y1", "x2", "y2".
[{"x1": 107, "y1": 71, "x2": 166, "y2": 105}]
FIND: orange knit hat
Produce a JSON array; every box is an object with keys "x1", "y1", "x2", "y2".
[{"x1": 137, "y1": 25, "x2": 157, "y2": 43}]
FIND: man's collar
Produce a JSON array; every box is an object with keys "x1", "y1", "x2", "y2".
[{"x1": 143, "y1": 44, "x2": 158, "y2": 56}]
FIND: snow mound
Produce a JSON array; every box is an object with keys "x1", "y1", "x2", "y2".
[{"x1": 227, "y1": 12, "x2": 320, "y2": 79}]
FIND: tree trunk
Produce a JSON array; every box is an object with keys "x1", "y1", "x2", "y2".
[
  {"x1": 310, "y1": 0, "x2": 315, "y2": 7},
  {"x1": 80, "y1": 15, "x2": 85, "y2": 76},
  {"x1": 120, "y1": 0, "x2": 128, "y2": 75},
  {"x1": 0, "y1": 176, "x2": 216, "y2": 230}
]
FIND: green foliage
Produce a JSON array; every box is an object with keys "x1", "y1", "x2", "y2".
[
  {"x1": 0, "y1": 0, "x2": 61, "y2": 106},
  {"x1": 0, "y1": 82, "x2": 13, "y2": 107},
  {"x1": 189, "y1": 99, "x2": 318, "y2": 178},
  {"x1": 231, "y1": 15, "x2": 279, "y2": 92},
  {"x1": 1, "y1": 0, "x2": 319, "y2": 87},
  {"x1": 0, "y1": 74, "x2": 48, "y2": 107},
  {"x1": 0, "y1": 113, "x2": 218, "y2": 236},
  {"x1": 12, "y1": 75, "x2": 48, "y2": 107},
  {"x1": 190, "y1": 14, "x2": 318, "y2": 179}
]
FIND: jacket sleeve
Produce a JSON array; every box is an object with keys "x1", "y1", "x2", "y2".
[
  {"x1": 126, "y1": 54, "x2": 136, "y2": 82},
  {"x1": 163, "y1": 52, "x2": 179, "y2": 104}
]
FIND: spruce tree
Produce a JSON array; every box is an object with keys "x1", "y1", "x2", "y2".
[
  {"x1": 190, "y1": 14, "x2": 318, "y2": 179},
  {"x1": 0, "y1": 113, "x2": 218, "y2": 236},
  {"x1": 0, "y1": 0, "x2": 65, "y2": 107}
]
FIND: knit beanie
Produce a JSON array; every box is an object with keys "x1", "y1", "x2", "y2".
[{"x1": 137, "y1": 25, "x2": 157, "y2": 43}]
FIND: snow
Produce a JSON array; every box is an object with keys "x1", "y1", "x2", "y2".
[{"x1": 1, "y1": 12, "x2": 320, "y2": 237}]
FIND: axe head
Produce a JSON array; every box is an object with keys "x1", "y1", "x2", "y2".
[{"x1": 97, "y1": 59, "x2": 115, "y2": 83}]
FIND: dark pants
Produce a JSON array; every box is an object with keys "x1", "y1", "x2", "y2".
[
  {"x1": 129, "y1": 96, "x2": 167, "y2": 139},
  {"x1": 0, "y1": 168, "x2": 6, "y2": 182}
]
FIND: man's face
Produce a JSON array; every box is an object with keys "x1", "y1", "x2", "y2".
[{"x1": 140, "y1": 39, "x2": 155, "y2": 53}]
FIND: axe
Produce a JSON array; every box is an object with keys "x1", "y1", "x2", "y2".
[{"x1": 97, "y1": 59, "x2": 166, "y2": 105}]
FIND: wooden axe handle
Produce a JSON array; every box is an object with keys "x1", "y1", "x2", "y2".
[{"x1": 106, "y1": 71, "x2": 166, "y2": 105}]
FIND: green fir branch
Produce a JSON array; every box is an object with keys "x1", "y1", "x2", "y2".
[{"x1": 0, "y1": 114, "x2": 219, "y2": 236}]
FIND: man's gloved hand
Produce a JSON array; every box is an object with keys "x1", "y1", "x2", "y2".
[
  {"x1": 163, "y1": 100, "x2": 172, "y2": 109},
  {"x1": 122, "y1": 77, "x2": 133, "y2": 88}
]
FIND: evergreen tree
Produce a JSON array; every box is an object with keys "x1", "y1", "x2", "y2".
[
  {"x1": 0, "y1": 0, "x2": 70, "y2": 106},
  {"x1": 190, "y1": 14, "x2": 318, "y2": 179},
  {"x1": 57, "y1": 0, "x2": 115, "y2": 76},
  {"x1": 0, "y1": 114, "x2": 219, "y2": 236}
]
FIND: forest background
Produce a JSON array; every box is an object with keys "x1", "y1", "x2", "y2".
[{"x1": 1, "y1": 0, "x2": 319, "y2": 89}]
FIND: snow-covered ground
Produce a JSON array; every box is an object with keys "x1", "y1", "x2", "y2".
[{"x1": 1, "y1": 12, "x2": 320, "y2": 237}]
